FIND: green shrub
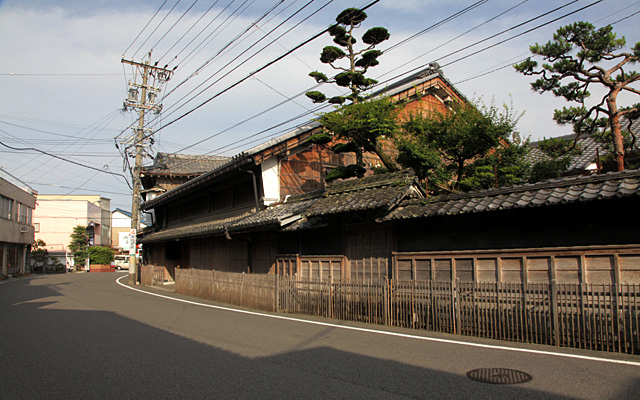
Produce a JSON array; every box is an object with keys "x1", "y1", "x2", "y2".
[{"x1": 89, "y1": 246, "x2": 115, "y2": 265}]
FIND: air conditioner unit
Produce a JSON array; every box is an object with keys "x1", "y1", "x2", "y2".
[{"x1": 20, "y1": 226, "x2": 29, "y2": 233}]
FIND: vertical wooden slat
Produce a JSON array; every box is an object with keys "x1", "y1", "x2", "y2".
[
  {"x1": 454, "y1": 278, "x2": 461, "y2": 335},
  {"x1": 551, "y1": 279, "x2": 559, "y2": 347}
]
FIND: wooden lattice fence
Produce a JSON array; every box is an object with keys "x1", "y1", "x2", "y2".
[{"x1": 151, "y1": 266, "x2": 640, "y2": 354}]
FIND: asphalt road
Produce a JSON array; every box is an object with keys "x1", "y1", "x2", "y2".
[{"x1": 1, "y1": 272, "x2": 639, "y2": 399}]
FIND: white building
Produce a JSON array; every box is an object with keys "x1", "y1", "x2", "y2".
[
  {"x1": 33, "y1": 195, "x2": 111, "y2": 265},
  {"x1": 111, "y1": 208, "x2": 148, "y2": 254}
]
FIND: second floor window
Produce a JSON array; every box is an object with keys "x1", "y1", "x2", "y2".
[
  {"x1": 17, "y1": 202, "x2": 30, "y2": 224},
  {"x1": 0, "y1": 195, "x2": 13, "y2": 220}
]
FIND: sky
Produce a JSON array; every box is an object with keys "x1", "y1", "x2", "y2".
[{"x1": 0, "y1": 0, "x2": 638, "y2": 212}]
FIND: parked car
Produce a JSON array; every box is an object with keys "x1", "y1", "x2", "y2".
[{"x1": 112, "y1": 255, "x2": 129, "y2": 270}]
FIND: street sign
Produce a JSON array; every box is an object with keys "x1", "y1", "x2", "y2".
[{"x1": 129, "y1": 229, "x2": 136, "y2": 256}]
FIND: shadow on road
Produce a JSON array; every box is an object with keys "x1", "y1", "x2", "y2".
[{"x1": 1, "y1": 277, "x2": 638, "y2": 399}]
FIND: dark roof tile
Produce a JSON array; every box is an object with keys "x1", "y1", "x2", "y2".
[
  {"x1": 384, "y1": 169, "x2": 640, "y2": 222},
  {"x1": 305, "y1": 170, "x2": 422, "y2": 217},
  {"x1": 143, "y1": 153, "x2": 231, "y2": 175}
]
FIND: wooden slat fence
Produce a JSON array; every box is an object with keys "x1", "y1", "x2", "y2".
[
  {"x1": 175, "y1": 269, "x2": 276, "y2": 312},
  {"x1": 141, "y1": 265, "x2": 172, "y2": 287},
  {"x1": 152, "y1": 263, "x2": 640, "y2": 355},
  {"x1": 276, "y1": 277, "x2": 640, "y2": 354}
]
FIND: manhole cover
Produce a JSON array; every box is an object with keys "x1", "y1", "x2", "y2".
[{"x1": 466, "y1": 368, "x2": 532, "y2": 385}]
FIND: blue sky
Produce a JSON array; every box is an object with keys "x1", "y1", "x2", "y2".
[{"x1": 1, "y1": 0, "x2": 639, "y2": 210}]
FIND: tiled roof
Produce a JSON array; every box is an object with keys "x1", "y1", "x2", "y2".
[
  {"x1": 527, "y1": 118, "x2": 640, "y2": 173},
  {"x1": 227, "y1": 199, "x2": 317, "y2": 232},
  {"x1": 306, "y1": 170, "x2": 423, "y2": 217},
  {"x1": 383, "y1": 169, "x2": 640, "y2": 221},
  {"x1": 527, "y1": 134, "x2": 606, "y2": 172},
  {"x1": 140, "y1": 201, "x2": 317, "y2": 243},
  {"x1": 141, "y1": 171, "x2": 423, "y2": 242},
  {"x1": 143, "y1": 153, "x2": 230, "y2": 175},
  {"x1": 140, "y1": 212, "x2": 253, "y2": 243}
]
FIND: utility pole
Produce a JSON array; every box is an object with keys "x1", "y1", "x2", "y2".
[{"x1": 121, "y1": 52, "x2": 173, "y2": 285}]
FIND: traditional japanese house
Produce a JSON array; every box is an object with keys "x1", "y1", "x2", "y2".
[{"x1": 140, "y1": 64, "x2": 466, "y2": 279}]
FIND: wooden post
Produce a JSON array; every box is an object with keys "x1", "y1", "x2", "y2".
[
  {"x1": 454, "y1": 278, "x2": 461, "y2": 335},
  {"x1": 383, "y1": 278, "x2": 389, "y2": 326},
  {"x1": 274, "y1": 274, "x2": 280, "y2": 312},
  {"x1": 613, "y1": 254, "x2": 622, "y2": 352},
  {"x1": 551, "y1": 279, "x2": 559, "y2": 347}
]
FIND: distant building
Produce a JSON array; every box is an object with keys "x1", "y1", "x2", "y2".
[
  {"x1": 0, "y1": 176, "x2": 36, "y2": 275},
  {"x1": 34, "y1": 195, "x2": 111, "y2": 265},
  {"x1": 527, "y1": 116, "x2": 640, "y2": 176},
  {"x1": 111, "y1": 208, "x2": 148, "y2": 254}
]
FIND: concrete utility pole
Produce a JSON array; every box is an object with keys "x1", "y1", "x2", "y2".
[{"x1": 121, "y1": 53, "x2": 172, "y2": 285}]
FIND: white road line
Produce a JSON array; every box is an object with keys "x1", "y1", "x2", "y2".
[{"x1": 116, "y1": 275, "x2": 640, "y2": 367}]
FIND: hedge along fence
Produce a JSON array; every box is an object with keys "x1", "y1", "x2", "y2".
[{"x1": 165, "y1": 267, "x2": 640, "y2": 355}]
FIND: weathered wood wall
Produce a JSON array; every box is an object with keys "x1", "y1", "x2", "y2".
[{"x1": 393, "y1": 245, "x2": 640, "y2": 286}]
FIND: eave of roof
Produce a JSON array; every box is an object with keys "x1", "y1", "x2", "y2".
[{"x1": 140, "y1": 199, "x2": 318, "y2": 243}]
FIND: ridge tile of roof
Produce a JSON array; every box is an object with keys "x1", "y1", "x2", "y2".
[
  {"x1": 144, "y1": 153, "x2": 231, "y2": 175},
  {"x1": 383, "y1": 169, "x2": 640, "y2": 222}
]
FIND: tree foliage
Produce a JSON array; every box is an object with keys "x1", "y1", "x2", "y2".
[
  {"x1": 68, "y1": 225, "x2": 89, "y2": 266},
  {"x1": 31, "y1": 239, "x2": 48, "y2": 268},
  {"x1": 317, "y1": 97, "x2": 400, "y2": 178},
  {"x1": 514, "y1": 21, "x2": 640, "y2": 171},
  {"x1": 306, "y1": 7, "x2": 389, "y2": 105},
  {"x1": 527, "y1": 137, "x2": 582, "y2": 183},
  {"x1": 397, "y1": 102, "x2": 524, "y2": 193},
  {"x1": 89, "y1": 246, "x2": 115, "y2": 265},
  {"x1": 305, "y1": 7, "x2": 394, "y2": 180}
]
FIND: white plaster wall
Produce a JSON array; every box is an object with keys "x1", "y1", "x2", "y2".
[
  {"x1": 112, "y1": 211, "x2": 131, "y2": 228},
  {"x1": 261, "y1": 157, "x2": 280, "y2": 206}
]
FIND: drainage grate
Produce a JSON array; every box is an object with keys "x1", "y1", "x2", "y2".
[{"x1": 466, "y1": 368, "x2": 533, "y2": 385}]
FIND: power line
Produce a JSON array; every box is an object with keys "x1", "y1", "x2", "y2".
[
  {"x1": 131, "y1": 0, "x2": 614, "y2": 179},
  {"x1": 384, "y1": 0, "x2": 490, "y2": 53},
  {"x1": 156, "y1": 0, "x2": 223, "y2": 63},
  {"x1": 144, "y1": 0, "x2": 367, "y2": 140},
  {"x1": 166, "y1": 0, "x2": 245, "y2": 70},
  {"x1": 608, "y1": 9, "x2": 640, "y2": 25},
  {"x1": 25, "y1": 110, "x2": 122, "y2": 182},
  {"x1": 177, "y1": 0, "x2": 606, "y2": 161},
  {"x1": 144, "y1": 0, "x2": 519, "y2": 167},
  {"x1": 163, "y1": 0, "x2": 283, "y2": 101},
  {"x1": 0, "y1": 140, "x2": 130, "y2": 182},
  {"x1": 160, "y1": 0, "x2": 507, "y2": 157},
  {"x1": 0, "y1": 73, "x2": 121, "y2": 76},
  {"x1": 0, "y1": 113, "x2": 121, "y2": 132},
  {"x1": 381, "y1": 0, "x2": 530, "y2": 75},
  {"x1": 123, "y1": 0, "x2": 170, "y2": 56},
  {"x1": 132, "y1": 0, "x2": 183, "y2": 59},
  {"x1": 156, "y1": 0, "x2": 322, "y2": 123},
  {"x1": 0, "y1": 120, "x2": 112, "y2": 141},
  {"x1": 149, "y1": 0, "x2": 201, "y2": 57},
  {"x1": 440, "y1": 0, "x2": 603, "y2": 69},
  {"x1": 116, "y1": 0, "x2": 255, "y2": 139}
]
